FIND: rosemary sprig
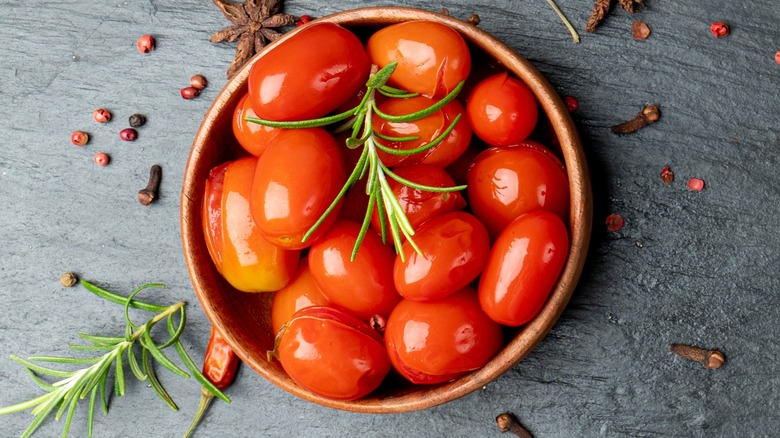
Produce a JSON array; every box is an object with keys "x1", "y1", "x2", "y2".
[
  {"x1": 245, "y1": 62, "x2": 467, "y2": 261},
  {"x1": 0, "y1": 279, "x2": 229, "y2": 438}
]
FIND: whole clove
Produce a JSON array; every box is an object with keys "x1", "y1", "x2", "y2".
[
  {"x1": 138, "y1": 164, "x2": 162, "y2": 206},
  {"x1": 610, "y1": 104, "x2": 660, "y2": 134},
  {"x1": 496, "y1": 412, "x2": 533, "y2": 438},
  {"x1": 669, "y1": 343, "x2": 725, "y2": 369}
]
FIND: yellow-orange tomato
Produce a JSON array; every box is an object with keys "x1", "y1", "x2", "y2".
[
  {"x1": 367, "y1": 21, "x2": 471, "y2": 98},
  {"x1": 203, "y1": 162, "x2": 229, "y2": 275},
  {"x1": 271, "y1": 261, "x2": 331, "y2": 334},
  {"x1": 232, "y1": 94, "x2": 283, "y2": 157},
  {"x1": 250, "y1": 128, "x2": 346, "y2": 249},
  {"x1": 205, "y1": 157, "x2": 300, "y2": 292},
  {"x1": 373, "y1": 96, "x2": 472, "y2": 168}
]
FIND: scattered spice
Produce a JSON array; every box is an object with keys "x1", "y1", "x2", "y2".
[
  {"x1": 586, "y1": 0, "x2": 644, "y2": 32},
  {"x1": 660, "y1": 166, "x2": 674, "y2": 184},
  {"x1": 610, "y1": 104, "x2": 660, "y2": 134},
  {"x1": 774, "y1": 50, "x2": 780, "y2": 65},
  {"x1": 669, "y1": 344, "x2": 725, "y2": 369},
  {"x1": 70, "y1": 131, "x2": 89, "y2": 146},
  {"x1": 60, "y1": 272, "x2": 79, "y2": 288},
  {"x1": 93, "y1": 108, "x2": 112, "y2": 123},
  {"x1": 564, "y1": 96, "x2": 579, "y2": 113},
  {"x1": 370, "y1": 314, "x2": 386, "y2": 333},
  {"x1": 119, "y1": 128, "x2": 138, "y2": 141},
  {"x1": 632, "y1": 20, "x2": 650, "y2": 40},
  {"x1": 129, "y1": 113, "x2": 146, "y2": 128},
  {"x1": 545, "y1": 0, "x2": 580, "y2": 43},
  {"x1": 710, "y1": 21, "x2": 729, "y2": 38},
  {"x1": 210, "y1": 0, "x2": 296, "y2": 78},
  {"x1": 136, "y1": 34, "x2": 156, "y2": 53},
  {"x1": 466, "y1": 13, "x2": 481, "y2": 26},
  {"x1": 190, "y1": 74, "x2": 208, "y2": 90},
  {"x1": 687, "y1": 177, "x2": 705, "y2": 192},
  {"x1": 138, "y1": 164, "x2": 162, "y2": 206},
  {"x1": 296, "y1": 14, "x2": 312, "y2": 27},
  {"x1": 181, "y1": 86, "x2": 201, "y2": 99},
  {"x1": 605, "y1": 213, "x2": 624, "y2": 232},
  {"x1": 496, "y1": 412, "x2": 533, "y2": 438},
  {"x1": 93, "y1": 152, "x2": 110, "y2": 166}
]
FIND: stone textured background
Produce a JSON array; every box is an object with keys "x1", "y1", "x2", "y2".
[{"x1": 1, "y1": 0, "x2": 778, "y2": 436}]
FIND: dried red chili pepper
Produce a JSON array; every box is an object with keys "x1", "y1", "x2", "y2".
[{"x1": 184, "y1": 326, "x2": 240, "y2": 438}]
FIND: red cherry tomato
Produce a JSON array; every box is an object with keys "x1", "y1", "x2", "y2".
[
  {"x1": 373, "y1": 96, "x2": 471, "y2": 168},
  {"x1": 250, "y1": 128, "x2": 346, "y2": 249},
  {"x1": 384, "y1": 288, "x2": 503, "y2": 384},
  {"x1": 308, "y1": 220, "x2": 401, "y2": 321},
  {"x1": 370, "y1": 164, "x2": 466, "y2": 235},
  {"x1": 367, "y1": 21, "x2": 471, "y2": 98},
  {"x1": 478, "y1": 210, "x2": 569, "y2": 326},
  {"x1": 232, "y1": 93, "x2": 283, "y2": 156},
  {"x1": 248, "y1": 22, "x2": 370, "y2": 121},
  {"x1": 203, "y1": 162, "x2": 229, "y2": 274},
  {"x1": 394, "y1": 212, "x2": 490, "y2": 301},
  {"x1": 467, "y1": 142, "x2": 569, "y2": 239},
  {"x1": 276, "y1": 306, "x2": 391, "y2": 400},
  {"x1": 467, "y1": 72, "x2": 538, "y2": 146},
  {"x1": 204, "y1": 157, "x2": 300, "y2": 292},
  {"x1": 271, "y1": 261, "x2": 331, "y2": 334}
]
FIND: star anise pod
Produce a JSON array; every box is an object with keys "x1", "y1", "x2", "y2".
[
  {"x1": 210, "y1": 0, "x2": 296, "y2": 78},
  {"x1": 586, "y1": 0, "x2": 645, "y2": 33}
]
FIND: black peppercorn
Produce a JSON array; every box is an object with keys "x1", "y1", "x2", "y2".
[{"x1": 129, "y1": 113, "x2": 146, "y2": 128}]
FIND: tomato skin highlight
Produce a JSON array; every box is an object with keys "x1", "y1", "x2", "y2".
[
  {"x1": 478, "y1": 210, "x2": 569, "y2": 326},
  {"x1": 467, "y1": 73, "x2": 538, "y2": 146},
  {"x1": 373, "y1": 96, "x2": 472, "y2": 168},
  {"x1": 277, "y1": 306, "x2": 391, "y2": 400},
  {"x1": 384, "y1": 288, "x2": 503, "y2": 384},
  {"x1": 203, "y1": 162, "x2": 229, "y2": 274},
  {"x1": 394, "y1": 212, "x2": 490, "y2": 301},
  {"x1": 367, "y1": 21, "x2": 471, "y2": 98},
  {"x1": 467, "y1": 143, "x2": 569, "y2": 239},
  {"x1": 250, "y1": 128, "x2": 346, "y2": 249},
  {"x1": 308, "y1": 220, "x2": 401, "y2": 321},
  {"x1": 271, "y1": 261, "x2": 332, "y2": 334},
  {"x1": 232, "y1": 93, "x2": 283, "y2": 157},
  {"x1": 248, "y1": 22, "x2": 370, "y2": 121}
]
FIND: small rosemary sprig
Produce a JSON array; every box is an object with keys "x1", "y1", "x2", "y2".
[
  {"x1": 245, "y1": 62, "x2": 467, "y2": 261},
  {"x1": 0, "y1": 279, "x2": 229, "y2": 438}
]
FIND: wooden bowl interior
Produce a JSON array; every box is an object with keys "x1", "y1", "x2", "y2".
[{"x1": 181, "y1": 7, "x2": 592, "y2": 413}]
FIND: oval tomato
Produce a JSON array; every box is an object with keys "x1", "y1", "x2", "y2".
[
  {"x1": 373, "y1": 96, "x2": 471, "y2": 168},
  {"x1": 271, "y1": 261, "x2": 331, "y2": 334},
  {"x1": 367, "y1": 21, "x2": 471, "y2": 98},
  {"x1": 203, "y1": 162, "x2": 229, "y2": 274},
  {"x1": 208, "y1": 157, "x2": 300, "y2": 292},
  {"x1": 276, "y1": 306, "x2": 390, "y2": 400},
  {"x1": 467, "y1": 72, "x2": 538, "y2": 146},
  {"x1": 248, "y1": 22, "x2": 370, "y2": 121},
  {"x1": 478, "y1": 210, "x2": 569, "y2": 326},
  {"x1": 370, "y1": 164, "x2": 466, "y2": 235},
  {"x1": 394, "y1": 212, "x2": 490, "y2": 301},
  {"x1": 467, "y1": 142, "x2": 569, "y2": 239},
  {"x1": 250, "y1": 128, "x2": 346, "y2": 249},
  {"x1": 384, "y1": 288, "x2": 503, "y2": 384},
  {"x1": 232, "y1": 93, "x2": 283, "y2": 156},
  {"x1": 308, "y1": 220, "x2": 401, "y2": 321}
]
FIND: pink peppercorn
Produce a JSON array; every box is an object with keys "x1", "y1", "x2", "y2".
[
  {"x1": 296, "y1": 15, "x2": 312, "y2": 27},
  {"x1": 564, "y1": 96, "x2": 579, "y2": 113},
  {"x1": 710, "y1": 22, "x2": 729, "y2": 38},
  {"x1": 70, "y1": 131, "x2": 89, "y2": 146},
  {"x1": 688, "y1": 178, "x2": 705, "y2": 191},
  {"x1": 181, "y1": 86, "x2": 200, "y2": 99},
  {"x1": 605, "y1": 213, "x2": 624, "y2": 232},
  {"x1": 119, "y1": 128, "x2": 138, "y2": 141},
  {"x1": 93, "y1": 108, "x2": 111, "y2": 123},
  {"x1": 93, "y1": 152, "x2": 110, "y2": 166},
  {"x1": 137, "y1": 34, "x2": 155, "y2": 53}
]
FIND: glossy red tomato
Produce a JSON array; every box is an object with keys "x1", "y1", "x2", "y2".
[
  {"x1": 394, "y1": 212, "x2": 490, "y2": 301},
  {"x1": 203, "y1": 157, "x2": 300, "y2": 292},
  {"x1": 373, "y1": 96, "x2": 471, "y2": 168},
  {"x1": 467, "y1": 73, "x2": 538, "y2": 146},
  {"x1": 271, "y1": 261, "x2": 331, "y2": 334},
  {"x1": 370, "y1": 164, "x2": 466, "y2": 235},
  {"x1": 232, "y1": 93, "x2": 283, "y2": 156},
  {"x1": 248, "y1": 22, "x2": 370, "y2": 121},
  {"x1": 276, "y1": 306, "x2": 391, "y2": 400},
  {"x1": 384, "y1": 288, "x2": 503, "y2": 384},
  {"x1": 478, "y1": 210, "x2": 569, "y2": 326},
  {"x1": 308, "y1": 220, "x2": 401, "y2": 321},
  {"x1": 367, "y1": 21, "x2": 471, "y2": 98},
  {"x1": 250, "y1": 128, "x2": 345, "y2": 249},
  {"x1": 467, "y1": 142, "x2": 569, "y2": 239},
  {"x1": 203, "y1": 162, "x2": 229, "y2": 275}
]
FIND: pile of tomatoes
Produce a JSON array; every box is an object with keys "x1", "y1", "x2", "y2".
[{"x1": 203, "y1": 20, "x2": 571, "y2": 400}]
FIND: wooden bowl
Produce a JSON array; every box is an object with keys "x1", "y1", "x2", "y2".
[{"x1": 181, "y1": 6, "x2": 592, "y2": 413}]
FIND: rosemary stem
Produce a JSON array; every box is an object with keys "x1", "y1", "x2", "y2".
[
  {"x1": 545, "y1": 0, "x2": 580, "y2": 43},
  {"x1": 129, "y1": 301, "x2": 185, "y2": 342}
]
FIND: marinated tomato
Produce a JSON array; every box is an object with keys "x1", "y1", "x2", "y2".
[
  {"x1": 271, "y1": 261, "x2": 332, "y2": 334},
  {"x1": 232, "y1": 93, "x2": 282, "y2": 157},
  {"x1": 467, "y1": 73, "x2": 538, "y2": 146}
]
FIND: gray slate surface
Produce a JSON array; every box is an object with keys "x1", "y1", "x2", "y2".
[{"x1": 1, "y1": 0, "x2": 779, "y2": 437}]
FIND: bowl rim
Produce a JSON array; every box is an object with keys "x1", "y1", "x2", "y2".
[{"x1": 181, "y1": 6, "x2": 593, "y2": 413}]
